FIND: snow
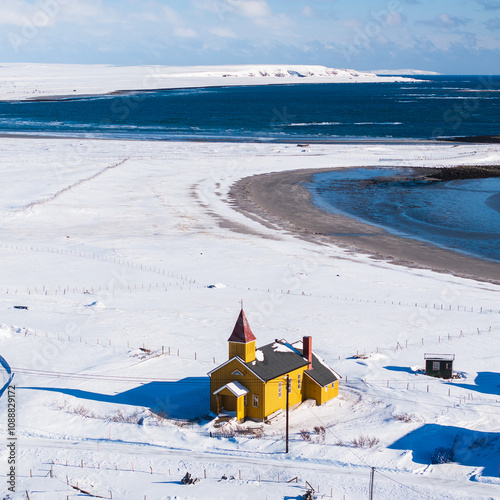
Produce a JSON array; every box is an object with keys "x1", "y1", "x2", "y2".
[
  {"x1": 0, "y1": 63, "x2": 413, "y2": 101},
  {"x1": 0, "y1": 106, "x2": 499, "y2": 497},
  {"x1": 214, "y1": 381, "x2": 249, "y2": 398},
  {"x1": 271, "y1": 342, "x2": 293, "y2": 353},
  {"x1": 424, "y1": 353, "x2": 456, "y2": 361},
  {"x1": 254, "y1": 350, "x2": 264, "y2": 362}
]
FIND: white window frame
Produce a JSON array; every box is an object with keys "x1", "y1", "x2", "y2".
[
  {"x1": 252, "y1": 394, "x2": 259, "y2": 407},
  {"x1": 278, "y1": 382, "x2": 282, "y2": 398},
  {"x1": 298, "y1": 374, "x2": 302, "y2": 390},
  {"x1": 433, "y1": 361, "x2": 440, "y2": 371}
]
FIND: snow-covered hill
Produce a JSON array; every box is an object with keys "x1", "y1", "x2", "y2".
[{"x1": 0, "y1": 63, "x2": 412, "y2": 101}]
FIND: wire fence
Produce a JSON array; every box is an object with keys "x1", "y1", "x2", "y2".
[
  {"x1": 1, "y1": 244, "x2": 499, "y2": 316},
  {"x1": 20, "y1": 456, "x2": 377, "y2": 500},
  {"x1": 6, "y1": 321, "x2": 497, "y2": 376}
]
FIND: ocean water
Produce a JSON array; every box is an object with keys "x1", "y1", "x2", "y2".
[
  {"x1": 0, "y1": 75, "x2": 499, "y2": 141},
  {"x1": 2, "y1": 75, "x2": 500, "y2": 261},
  {"x1": 310, "y1": 168, "x2": 500, "y2": 262}
]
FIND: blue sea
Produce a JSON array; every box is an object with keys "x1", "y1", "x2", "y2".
[
  {"x1": 2, "y1": 75, "x2": 499, "y2": 261},
  {"x1": 1, "y1": 75, "x2": 499, "y2": 141}
]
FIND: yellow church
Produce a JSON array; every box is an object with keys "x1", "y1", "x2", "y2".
[{"x1": 208, "y1": 309, "x2": 341, "y2": 422}]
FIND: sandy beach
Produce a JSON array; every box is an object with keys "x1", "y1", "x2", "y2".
[{"x1": 231, "y1": 167, "x2": 500, "y2": 284}]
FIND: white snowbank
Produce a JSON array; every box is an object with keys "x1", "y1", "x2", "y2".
[{"x1": 0, "y1": 63, "x2": 413, "y2": 101}]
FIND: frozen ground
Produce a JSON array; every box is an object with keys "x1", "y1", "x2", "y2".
[
  {"x1": 0, "y1": 63, "x2": 411, "y2": 102},
  {"x1": 0, "y1": 137, "x2": 499, "y2": 499}
]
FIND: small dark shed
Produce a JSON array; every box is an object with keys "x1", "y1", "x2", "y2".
[{"x1": 424, "y1": 353, "x2": 455, "y2": 379}]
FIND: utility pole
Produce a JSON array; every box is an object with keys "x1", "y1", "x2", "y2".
[
  {"x1": 369, "y1": 467, "x2": 375, "y2": 500},
  {"x1": 286, "y1": 375, "x2": 290, "y2": 454}
]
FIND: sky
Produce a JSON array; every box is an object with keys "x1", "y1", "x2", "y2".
[{"x1": 1, "y1": 0, "x2": 500, "y2": 73}]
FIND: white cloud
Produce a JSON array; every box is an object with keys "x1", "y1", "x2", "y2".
[
  {"x1": 134, "y1": 12, "x2": 160, "y2": 23},
  {"x1": 174, "y1": 27, "x2": 197, "y2": 38},
  {"x1": 209, "y1": 27, "x2": 237, "y2": 38},
  {"x1": 417, "y1": 13, "x2": 471, "y2": 30},
  {"x1": 0, "y1": 0, "x2": 50, "y2": 27},
  {"x1": 163, "y1": 5, "x2": 182, "y2": 25},
  {"x1": 302, "y1": 6, "x2": 314, "y2": 18},
  {"x1": 386, "y1": 12, "x2": 404, "y2": 27},
  {"x1": 228, "y1": 0, "x2": 272, "y2": 19}
]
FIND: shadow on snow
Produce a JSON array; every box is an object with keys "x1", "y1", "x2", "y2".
[
  {"x1": 383, "y1": 366, "x2": 417, "y2": 375},
  {"x1": 389, "y1": 424, "x2": 500, "y2": 477},
  {"x1": 22, "y1": 377, "x2": 210, "y2": 420},
  {"x1": 448, "y1": 371, "x2": 500, "y2": 397}
]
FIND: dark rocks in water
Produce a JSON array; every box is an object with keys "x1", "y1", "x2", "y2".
[
  {"x1": 429, "y1": 165, "x2": 500, "y2": 181},
  {"x1": 367, "y1": 166, "x2": 500, "y2": 185}
]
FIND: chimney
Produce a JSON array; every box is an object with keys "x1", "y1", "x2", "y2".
[{"x1": 303, "y1": 336, "x2": 312, "y2": 370}]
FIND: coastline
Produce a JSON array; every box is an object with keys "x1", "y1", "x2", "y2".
[
  {"x1": 0, "y1": 63, "x2": 410, "y2": 102},
  {"x1": 0, "y1": 132, "x2": 440, "y2": 145},
  {"x1": 230, "y1": 167, "x2": 500, "y2": 284}
]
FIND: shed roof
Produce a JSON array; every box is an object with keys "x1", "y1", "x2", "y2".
[{"x1": 227, "y1": 309, "x2": 256, "y2": 344}]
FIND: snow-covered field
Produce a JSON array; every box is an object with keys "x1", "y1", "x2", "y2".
[
  {"x1": 0, "y1": 63, "x2": 412, "y2": 101},
  {"x1": 0, "y1": 136, "x2": 499, "y2": 499}
]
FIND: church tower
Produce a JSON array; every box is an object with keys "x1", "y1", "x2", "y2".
[{"x1": 228, "y1": 309, "x2": 256, "y2": 363}]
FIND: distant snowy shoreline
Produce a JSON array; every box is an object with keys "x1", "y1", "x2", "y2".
[{"x1": 0, "y1": 63, "x2": 414, "y2": 101}]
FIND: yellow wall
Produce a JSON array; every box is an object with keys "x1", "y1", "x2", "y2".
[
  {"x1": 323, "y1": 380, "x2": 339, "y2": 404},
  {"x1": 303, "y1": 372, "x2": 321, "y2": 402},
  {"x1": 304, "y1": 375, "x2": 339, "y2": 405},
  {"x1": 264, "y1": 366, "x2": 308, "y2": 417},
  {"x1": 211, "y1": 357, "x2": 339, "y2": 421},
  {"x1": 228, "y1": 341, "x2": 256, "y2": 363},
  {"x1": 236, "y1": 395, "x2": 245, "y2": 421},
  {"x1": 210, "y1": 358, "x2": 264, "y2": 420}
]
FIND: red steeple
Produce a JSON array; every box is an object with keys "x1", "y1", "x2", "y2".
[{"x1": 228, "y1": 309, "x2": 256, "y2": 343}]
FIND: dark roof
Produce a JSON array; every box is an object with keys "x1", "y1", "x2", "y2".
[
  {"x1": 244, "y1": 340, "x2": 340, "y2": 386},
  {"x1": 305, "y1": 356, "x2": 340, "y2": 387},
  {"x1": 292, "y1": 341, "x2": 340, "y2": 387},
  {"x1": 246, "y1": 341, "x2": 308, "y2": 381},
  {"x1": 228, "y1": 309, "x2": 256, "y2": 343}
]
